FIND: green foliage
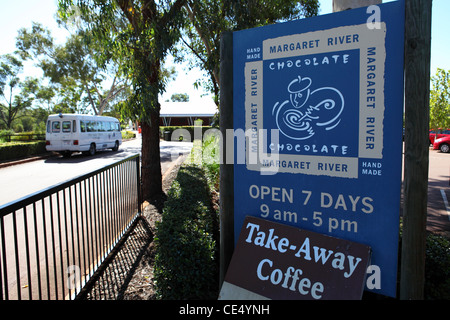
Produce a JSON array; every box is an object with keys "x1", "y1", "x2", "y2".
[
  {"x1": 430, "y1": 68, "x2": 450, "y2": 131},
  {"x1": 170, "y1": 93, "x2": 189, "y2": 102},
  {"x1": 399, "y1": 219, "x2": 450, "y2": 300},
  {"x1": 159, "y1": 125, "x2": 213, "y2": 140},
  {"x1": 153, "y1": 136, "x2": 220, "y2": 299},
  {"x1": 0, "y1": 141, "x2": 46, "y2": 161},
  {"x1": 153, "y1": 165, "x2": 219, "y2": 299},
  {"x1": 121, "y1": 130, "x2": 136, "y2": 140},
  {"x1": 193, "y1": 133, "x2": 220, "y2": 184},
  {"x1": 58, "y1": 0, "x2": 186, "y2": 123},
  {"x1": 425, "y1": 233, "x2": 450, "y2": 300},
  {"x1": 179, "y1": 0, "x2": 319, "y2": 103},
  {"x1": 0, "y1": 131, "x2": 45, "y2": 142},
  {"x1": 0, "y1": 129, "x2": 14, "y2": 143},
  {"x1": 17, "y1": 22, "x2": 129, "y2": 115},
  {"x1": 0, "y1": 54, "x2": 36, "y2": 129}
]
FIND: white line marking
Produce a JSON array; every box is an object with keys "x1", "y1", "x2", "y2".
[{"x1": 441, "y1": 189, "x2": 450, "y2": 222}]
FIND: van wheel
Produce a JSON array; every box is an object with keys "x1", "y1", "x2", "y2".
[
  {"x1": 88, "y1": 143, "x2": 96, "y2": 156},
  {"x1": 112, "y1": 140, "x2": 119, "y2": 151}
]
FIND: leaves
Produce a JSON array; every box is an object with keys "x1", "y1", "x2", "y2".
[
  {"x1": 430, "y1": 68, "x2": 450, "y2": 131},
  {"x1": 153, "y1": 164, "x2": 219, "y2": 299},
  {"x1": 16, "y1": 21, "x2": 130, "y2": 115},
  {"x1": 425, "y1": 232, "x2": 450, "y2": 299},
  {"x1": 58, "y1": 0, "x2": 186, "y2": 123},
  {"x1": 180, "y1": 0, "x2": 319, "y2": 104},
  {"x1": 0, "y1": 54, "x2": 36, "y2": 129}
]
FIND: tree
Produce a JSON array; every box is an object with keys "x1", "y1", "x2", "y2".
[
  {"x1": 17, "y1": 22, "x2": 129, "y2": 115},
  {"x1": 0, "y1": 54, "x2": 36, "y2": 129},
  {"x1": 170, "y1": 93, "x2": 189, "y2": 102},
  {"x1": 179, "y1": 0, "x2": 319, "y2": 104},
  {"x1": 58, "y1": 0, "x2": 186, "y2": 200},
  {"x1": 430, "y1": 68, "x2": 450, "y2": 132}
]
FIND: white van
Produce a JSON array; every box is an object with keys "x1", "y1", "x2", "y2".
[{"x1": 46, "y1": 114, "x2": 122, "y2": 157}]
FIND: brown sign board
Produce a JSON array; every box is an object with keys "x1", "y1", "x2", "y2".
[{"x1": 219, "y1": 216, "x2": 371, "y2": 300}]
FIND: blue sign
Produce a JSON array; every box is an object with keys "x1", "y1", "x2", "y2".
[{"x1": 233, "y1": 1, "x2": 404, "y2": 298}]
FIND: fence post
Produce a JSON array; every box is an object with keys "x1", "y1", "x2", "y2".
[{"x1": 136, "y1": 155, "x2": 142, "y2": 215}]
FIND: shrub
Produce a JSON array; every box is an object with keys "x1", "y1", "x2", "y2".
[
  {"x1": 10, "y1": 132, "x2": 45, "y2": 141},
  {"x1": 425, "y1": 232, "x2": 450, "y2": 300},
  {"x1": 153, "y1": 135, "x2": 220, "y2": 299},
  {"x1": 0, "y1": 131, "x2": 45, "y2": 142},
  {"x1": 396, "y1": 220, "x2": 450, "y2": 300},
  {"x1": 153, "y1": 165, "x2": 219, "y2": 299},
  {"x1": 0, "y1": 141, "x2": 47, "y2": 161},
  {"x1": 0, "y1": 130, "x2": 14, "y2": 143},
  {"x1": 121, "y1": 130, "x2": 136, "y2": 140},
  {"x1": 159, "y1": 126, "x2": 213, "y2": 141}
]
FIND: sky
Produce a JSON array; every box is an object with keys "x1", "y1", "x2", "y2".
[{"x1": 0, "y1": 0, "x2": 449, "y2": 103}]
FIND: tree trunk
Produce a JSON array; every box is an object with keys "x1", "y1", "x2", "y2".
[{"x1": 141, "y1": 108, "x2": 163, "y2": 201}]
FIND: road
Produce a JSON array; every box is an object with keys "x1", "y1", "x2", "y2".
[
  {"x1": 0, "y1": 136, "x2": 193, "y2": 207},
  {"x1": 425, "y1": 148, "x2": 450, "y2": 237}
]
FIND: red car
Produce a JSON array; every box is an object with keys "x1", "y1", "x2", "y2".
[
  {"x1": 433, "y1": 135, "x2": 450, "y2": 153},
  {"x1": 429, "y1": 128, "x2": 450, "y2": 145}
]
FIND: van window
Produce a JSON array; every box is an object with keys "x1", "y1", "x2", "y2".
[
  {"x1": 87, "y1": 121, "x2": 96, "y2": 132},
  {"x1": 52, "y1": 121, "x2": 60, "y2": 133},
  {"x1": 73, "y1": 120, "x2": 77, "y2": 133},
  {"x1": 62, "y1": 121, "x2": 71, "y2": 132},
  {"x1": 47, "y1": 120, "x2": 51, "y2": 133},
  {"x1": 80, "y1": 121, "x2": 86, "y2": 132}
]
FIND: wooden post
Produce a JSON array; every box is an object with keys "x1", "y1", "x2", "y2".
[
  {"x1": 219, "y1": 31, "x2": 234, "y2": 286},
  {"x1": 400, "y1": 0, "x2": 432, "y2": 300}
]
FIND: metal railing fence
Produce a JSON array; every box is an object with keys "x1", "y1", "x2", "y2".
[{"x1": 0, "y1": 154, "x2": 141, "y2": 300}]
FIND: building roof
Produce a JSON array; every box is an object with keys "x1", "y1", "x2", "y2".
[{"x1": 159, "y1": 100, "x2": 218, "y2": 117}]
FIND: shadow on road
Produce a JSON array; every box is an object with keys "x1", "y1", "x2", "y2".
[
  {"x1": 44, "y1": 149, "x2": 132, "y2": 164},
  {"x1": 427, "y1": 177, "x2": 450, "y2": 238},
  {"x1": 44, "y1": 143, "x2": 192, "y2": 165}
]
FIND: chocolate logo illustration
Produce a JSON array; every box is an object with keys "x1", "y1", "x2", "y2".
[{"x1": 272, "y1": 75, "x2": 345, "y2": 141}]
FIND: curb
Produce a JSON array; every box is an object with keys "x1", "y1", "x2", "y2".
[
  {"x1": 0, "y1": 153, "x2": 57, "y2": 169},
  {"x1": 161, "y1": 153, "x2": 187, "y2": 182}
]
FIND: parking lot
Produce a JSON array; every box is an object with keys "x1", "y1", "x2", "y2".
[{"x1": 423, "y1": 147, "x2": 450, "y2": 237}]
